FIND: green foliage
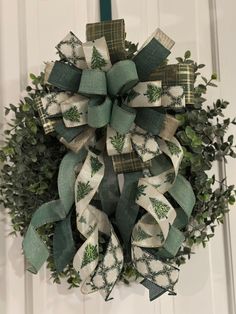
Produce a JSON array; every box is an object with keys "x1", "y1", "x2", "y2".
[
  {"x1": 109, "y1": 132, "x2": 125, "y2": 154},
  {"x1": 91, "y1": 46, "x2": 107, "y2": 70},
  {"x1": 144, "y1": 84, "x2": 162, "y2": 103},
  {"x1": 90, "y1": 156, "x2": 103, "y2": 177},
  {"x1": 173, "y1": 51, "x2": 236, "y2": 266},
  {"x1": 81, "y1": 243, "x2": 98, "y2": 268},
  {"x1": 0, "y1": 72, "x2": 66, "y2": 235},
  {"x1": 62, "y1": 106, "x2": 82, "y2": 122}
]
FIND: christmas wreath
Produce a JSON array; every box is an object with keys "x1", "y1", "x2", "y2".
[{"x1": 0, "y1": 15, "x2": 235, "y2": 302}]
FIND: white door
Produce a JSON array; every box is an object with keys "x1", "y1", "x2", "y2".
[{"x1": 0, "y1": 1, "x2": 236, "y2": 314}]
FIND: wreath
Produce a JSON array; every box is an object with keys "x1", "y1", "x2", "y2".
[{"x1": 0, "y1": 17, "x2": 235, "y2": 301}]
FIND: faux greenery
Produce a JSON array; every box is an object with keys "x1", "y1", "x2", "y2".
[{"x1": 0, "y1": 48, "x2": 235, "y2": 287}]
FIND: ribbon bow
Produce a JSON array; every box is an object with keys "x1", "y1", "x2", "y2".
[{"x1": 23, "y1": 19, "x2": 195, "y2": 301}]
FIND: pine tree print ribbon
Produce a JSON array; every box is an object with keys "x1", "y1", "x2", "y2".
[{"x1": 73, "y1": 150, "x2": 124, "y2": 299}]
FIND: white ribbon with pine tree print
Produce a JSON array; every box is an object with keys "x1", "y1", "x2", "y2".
[
  {"x1": 82, "y1": 36, "x2": 112, "y2": 71},
  {"x1": 41, "y1": 92, "x2": 70, "y2": 117},
  {"x1": 56, "y1": 31, "x2": 87, "y2": 69},
  {"x1": 73, "y1": 150, "x2": 124, "y2": 299},
  {"x1": 130, "y1": 126, "x2": 161, "y2": 162},
  {"x1": 161, "y1": 85, "x2": 185, "y2": 108},
  {"x1": 61, "y1": 94, "x2": 89, "y2": 127},
  {"x1": 106, "y1": 125, "x2": 133, "y2": 156},
  {"x1": 128, "y1": 81, "x2": 162, "y2": 107},
  {"x1": 130, "y1": 137, "x2": 183, "y2": 294}
]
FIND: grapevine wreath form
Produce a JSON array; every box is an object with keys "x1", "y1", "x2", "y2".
[{"x1": 1, "y1": 18, "x2": 236, "y2": 301}]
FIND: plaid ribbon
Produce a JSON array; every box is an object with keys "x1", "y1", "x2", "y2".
[
  {"x1": 150, "y1": 64, "x2": 195, "y2": 105},
  {"x1": 35, "y1": 96, "x2": 56, "y2": 134},
  {"x1": 86, "y1": 19, "x2": 126, "y2": 62},
  {"x1": 112, "y1": 152, "x2": 151, "y2": 174}
]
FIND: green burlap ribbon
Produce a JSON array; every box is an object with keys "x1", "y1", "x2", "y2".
[
  {"x1": 23, "y1": 149, "x2": 87, "y2": 273},
  {"x1": 24, "y1": 20, "x2": 197, "y2": 301}
]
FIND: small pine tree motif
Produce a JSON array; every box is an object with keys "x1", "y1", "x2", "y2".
[
  {"x1": 76, "y1": 181, "x2": 93, "y2": 202},
  {"x1": 63, "y1": 106, "x2": 82, "y2": 122},
  {"x1": 149, "y1": 197, "x2": 170, "y2": 219},
  {"x1": 136, "y1": 184, "x2": 147, "y2": 200},
  {"x1": 166, "y1": 141, "x2": 181, "y2": 157},
  {"x1": 91, "y1": 46, "x2": 107, "y2": 70},
  {"x1": 81, "y1": 243, "x2": 98, "y2": 268},
  {"x1": 78, "y1": 216, "x2": 87, "y2": 224},
  {"x1": 110, "y1": 132, "x2": 125, "y2": 154},
  {"x1": 144, "y1": 84, "x2": 162, "y2": 103},
  {"x1": 133, "y1": 226, "x2": 151, "y2": 242},
  {"x1": 164, "y1": 172, "x2": 175, "y2": 184},
  {"x1": 90, "y1": 156, "x2": 103, "y2": 177}
]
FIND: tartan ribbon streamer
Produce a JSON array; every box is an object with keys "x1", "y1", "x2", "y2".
[{"x1": 23, "y1": 20, "x2": 198, "y2": 301}]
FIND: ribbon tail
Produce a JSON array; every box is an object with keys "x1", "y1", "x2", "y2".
[
  {"x1": 53, "y1": 210, "x2": 76, "y2": 272},
  {"x1": 140, "y1": 278, "x2": 167, "y2": 301},
  {"x1": 115, "y1": 172, "x2": 142, "y2": 261}
]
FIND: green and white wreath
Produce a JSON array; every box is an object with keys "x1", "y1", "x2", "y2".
[{"x1": 0, "y1": 18, "x2": 235, "y2": 301}]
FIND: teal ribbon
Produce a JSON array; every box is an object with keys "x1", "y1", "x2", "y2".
[
  {"x1": 135, "y1": 108, "x2": 165, "y2": 135},
  {"x1": 115, "y1": 172, "x2": 143, "y2": 261},
  {"x1": 23, "y1": 150, "x2": 87, "y2": 273},
  {"x1": 141, "y1": 279, "x2": 167, "y2": 301},
  {"x1": 48, "y1": 61, "x2": 82, "y2": 92},
  {"x1": 169, "y1": 174, "x2": 196, "y2": 228},
  {"x1": 100, "y1": 0, "x2": 112, "y2": 21},
  {"x1": 79, "y1": 69, "x2": 107, "y2": 96},
  {"x1": 88, "y1": 97, "x2": 112, "y2": 128},
  {"x1": 53, "y1": 210, "x2": 75, "y2": 272},
  {"x1": 107, "y1": 60, "x2": 139, "y2": 96},
  {"x1": 99, "y1": 154, "x2": 120, "y2": 217},
  {"x1": 110, "y1": 101, "x2": 136, "y2": 134},
  {"x1": 54, "y1": 120, "x2": 87, "y2": 142},
  {"x1": 133, "y1": 38, "x2": 171, "y2": 81}
]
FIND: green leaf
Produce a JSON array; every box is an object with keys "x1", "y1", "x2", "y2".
[
  {"x1": 29, "y1": 73, "x2": 36, "y2": 80},
  {"x1": 184, "y1": 50, "x2": 191, "y2": 59},
  {"x1": 176, "y1": 57, "x2": 184, "y2": 63},
  {"x1": 211, "y1": 73, "x2": 217, "y2": 80},
  {"x1": 201, "y1": 76, "x2": 208, "y2": 84},
  {"x1": 22, "y1": 103, "x2": 30, "y2": 112}
]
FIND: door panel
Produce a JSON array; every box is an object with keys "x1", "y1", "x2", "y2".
[{"x1": 0, "y1": 1, "x2": 235, "y2": 313}]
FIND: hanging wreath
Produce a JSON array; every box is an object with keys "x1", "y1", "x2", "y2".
[{"x1": 0, "y1": 18, "x2": 235, "y2": 301}]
